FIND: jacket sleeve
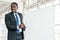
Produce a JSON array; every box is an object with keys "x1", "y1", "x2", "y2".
[
  {"x1": 5, "y1": 14, "x2": 17, "y2": 31},
  {"x1": 20, "y1": 13, "x2": 26, "y2": 31}
]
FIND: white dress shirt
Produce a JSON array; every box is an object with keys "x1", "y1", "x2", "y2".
[{"x1": 14, "y1": 13, "x2": 22, "y2": 32}]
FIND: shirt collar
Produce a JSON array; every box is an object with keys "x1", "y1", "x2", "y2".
[{"x1": 14, "y1": 12, "x2": 18, "y2": 15}]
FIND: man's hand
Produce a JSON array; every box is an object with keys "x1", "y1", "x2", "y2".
[{"x1": 19, "y1": 24, "x2": 25, "y2": 28}]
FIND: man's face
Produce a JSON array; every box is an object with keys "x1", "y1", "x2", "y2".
[{"x1": 11, "y1": 4, "x2": 18, "y2": 13}]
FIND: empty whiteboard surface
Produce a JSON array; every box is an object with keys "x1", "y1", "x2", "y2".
[{"x1": 24, "y1": 6, "x2": 55, "y2": 40}]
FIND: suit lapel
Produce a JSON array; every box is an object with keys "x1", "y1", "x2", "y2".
[
  {"x1": 10, "y1": 12, "x2": 16, "y2": 24},
  {"x1": 18, "y1": 13, "x2": 22, "y2": 24}
]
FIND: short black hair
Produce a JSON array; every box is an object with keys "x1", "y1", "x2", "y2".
[{"x1": 11, "y1": 2, "x2": 18, "y2": 7}]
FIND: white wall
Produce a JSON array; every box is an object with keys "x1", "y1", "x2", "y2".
[
  {"x1": 55, "y1": 5, "x2": 60, "y2": 40},
  {"x1": 24, "y1": 6, "x2": 55, "y2": 40}
]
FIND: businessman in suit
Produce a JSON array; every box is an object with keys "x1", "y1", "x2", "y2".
[{"x1": 5, "y1": 2, "x2": 26, "y2": 40}]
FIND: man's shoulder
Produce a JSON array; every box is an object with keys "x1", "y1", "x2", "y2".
[
  {"x1": 5, "y1": 12, "x2": 12, "y2": 16},
  {"x1": 18, "y1": 12, "x2": 22, "y2": 15}
]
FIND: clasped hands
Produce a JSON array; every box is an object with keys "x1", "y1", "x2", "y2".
[{"x1": 19, "y1": 24, "x2": 25, "y2": 28}]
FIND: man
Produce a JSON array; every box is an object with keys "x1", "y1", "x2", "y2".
[{"x1": 5, "y1": 2, "x2": 26, "y2": 40}]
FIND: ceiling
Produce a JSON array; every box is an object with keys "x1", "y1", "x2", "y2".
[
  {"x1": 0, "y1": 0, "x2": 55, "y2": 14},
  {"x1": 0, "y1": 1, "x2": 10, "y2": 13}
]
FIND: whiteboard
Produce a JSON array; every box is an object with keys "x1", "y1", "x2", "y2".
[{"x1": 24, "y1": 6, "x2": 55, "y2": 40}]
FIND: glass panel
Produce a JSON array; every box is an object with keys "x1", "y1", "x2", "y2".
[
  {"x1": 53, "y1": 0, "x2": 59, "y2": 5},
  {"x1": 45, "y1": 2, "x2": 52, "y2": 7},
  {"x1": 34, "y1": 0, "x2": 37, "y2": 3},
  {"x1": 0, "y1": 18, "x2": 7, "y2": 40},
  {"x1": 55, "y1": 5, "x2": 60, "y2": 24},
  {"x1": 28, "y1": 0, "x2": 33, "y2": 5}
]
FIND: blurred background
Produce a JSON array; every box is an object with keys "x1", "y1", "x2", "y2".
[{"x1": 0, "y1": 0, "x2": 60, "y2": 40}]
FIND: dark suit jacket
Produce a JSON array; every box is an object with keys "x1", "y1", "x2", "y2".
[{"x1": 5, "y1": 12, "x2": 26, "y2": 40}]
